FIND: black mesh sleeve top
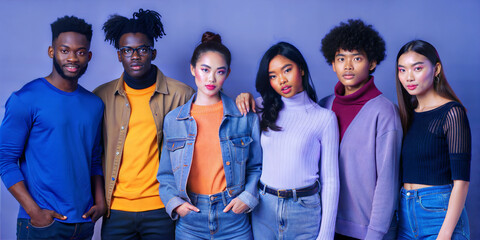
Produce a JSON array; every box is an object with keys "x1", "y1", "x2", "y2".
[{"x1": 401, "y1": 101, "x2": 471, "y2": 185}]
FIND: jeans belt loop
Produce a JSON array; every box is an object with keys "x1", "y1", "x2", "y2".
[
  {"x1": 292, "y1": 189, "x2": 298, "y2": 202},
  {"x1": 262, "y1": 183, "x2": 267, "y2": 195},
  {"x1": 316, "y1": 179, "x2": 321, "y2": 193},
  {"x1": 221, "y1": 190, "x2": 228, "y2": 206}
]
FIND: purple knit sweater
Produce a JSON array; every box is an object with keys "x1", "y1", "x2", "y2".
[{"x1": 320, "y1": 90, "x2": 402, "y2": 240}]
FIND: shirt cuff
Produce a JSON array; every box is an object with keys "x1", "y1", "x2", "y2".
[
  {"x1": 2, "y1": 170, "x2": 24, "y2": 189},
  {"x1": 365, "y1": 228, "x2": 385, "y2": 240},
  {"x1": 237, "y1": 190, "x2": 259, "y2": 210},
  {"x1": 165, "y1": 196, "x2": 186, "y2": 220}
]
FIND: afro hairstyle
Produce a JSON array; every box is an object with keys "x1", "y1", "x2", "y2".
[
  {"x1": 321, "y1": 19, "x2": 385, "y2": 73},
  {"x1": 103, "y1": 8, "x2": 166, "y2": 49}
]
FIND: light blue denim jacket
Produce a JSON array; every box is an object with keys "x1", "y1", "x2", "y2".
[{"x1": 157, "y1": 92, "x2": 262, "y2": 219}]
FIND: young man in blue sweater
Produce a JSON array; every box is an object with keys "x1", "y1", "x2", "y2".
[{"x1": 0, "y1": 16, "x2": 105, "y2": 239}]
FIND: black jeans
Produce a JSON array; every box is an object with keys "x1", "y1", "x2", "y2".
[{"x1": 101, "y1": 208, "x2": 175, "y2": 240}]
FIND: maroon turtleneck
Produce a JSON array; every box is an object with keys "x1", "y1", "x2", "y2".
[{"x1": 332, "y1": 77, "x2": 382, "y2": 141}]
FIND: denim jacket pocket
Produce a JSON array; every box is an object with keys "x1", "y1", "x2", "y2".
[
  {"x1": 229, "y1": 136, "x2": 253, "y2": 163},
  {"x1": 166, "y1": 139, "x2": 186, "y2": 172}
]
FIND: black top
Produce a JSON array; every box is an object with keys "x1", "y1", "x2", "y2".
[
  {"x1": 123, "y1": 67, "x2": 157, "y2": 89},
  {"x1": 401, "y1": 101, "x2": 471, "y2": 185}
]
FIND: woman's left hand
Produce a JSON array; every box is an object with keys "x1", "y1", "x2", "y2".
[{"x1": 223, "y1": 197, "x2": 249, "y2": 214}]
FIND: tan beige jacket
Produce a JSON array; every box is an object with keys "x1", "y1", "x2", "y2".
[{"x1": 93, "y1": 66, "x2": 195, "y2": 216}]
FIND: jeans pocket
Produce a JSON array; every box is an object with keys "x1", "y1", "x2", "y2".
[
  {"x1": 298, "y1": 194, "x2": 321, "y2": 209},
  {"x1": 182, "y1": 210, "x2": 193, "y2": 218},
  {"x1": 418, "y1": 192, "x2": 448, "y2": 212},
  {"x1": 26, "y1": 219, "x2": 58, "y2": 239},
  {"x1": 29, "y1": 219, "x2": 56, "y2": 229}
]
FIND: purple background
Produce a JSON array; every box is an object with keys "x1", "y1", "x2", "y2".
[{"x1": 1, "y1": 1, "x2": 479, "y2": 239}]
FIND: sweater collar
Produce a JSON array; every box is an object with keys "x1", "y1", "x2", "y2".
[
  {"x1": 123, "y1": 66, "x2": 157, "y2": 90},
  {"x1": 114, "y1": 65, "x2": 168, "y2": 96},
  {"x1": 281, "y1": 91, "x2": 315, "y2": 110},
  {"x1": 176, "y1": 92, "x2": 242, "y2": 120},
  {"x1": 334, "y1": 76, "x2": 381, "y2": 105}
]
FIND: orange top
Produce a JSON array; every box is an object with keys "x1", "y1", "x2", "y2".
[
  {"x1": 111, "y1": 82, "x2": 164, "y2": 211},
  {"x1": 188, "y1": 101, "x2": 226, "y2": 194}
]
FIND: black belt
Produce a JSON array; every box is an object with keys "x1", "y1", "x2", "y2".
[{"x1": 258, "y1": 181, "x2": 319, "y2": 198}]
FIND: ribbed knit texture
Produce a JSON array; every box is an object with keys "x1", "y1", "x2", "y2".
[
  {"x1": 402, "y1": 101, "x2": 471, "y2": 184},
  {"x1": 332, "y1": 77, "x2": 381, "y2": 141},
  {"x1": 111, "y1": 82, "x2": 164, "y2": 211},
  {"x1": 320, "y1": 92, "x2": 403, "y2": 239},
  {"x1": 188, "y1": 101, "x2": 227, "y2": 194},
  {"x1": 259, "y1": 91, "x2": 340, "y2": 239}
]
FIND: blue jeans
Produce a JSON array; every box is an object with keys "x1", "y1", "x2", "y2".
[
  {"x1": 252, "y1": 187, "x2": 321, "y2": 240},
  {"x1": 398, "y1": 185, "x2": 470, "y2": 239},
  {"x1": 176, "y1": 191, "x2": 252, "y2": 240},
  {"x1": 17, "y1": 218, "x2": 94, "y2": 240},
  {"x1": 101, "y1": 208, "x2": 175, "y2": 240}
]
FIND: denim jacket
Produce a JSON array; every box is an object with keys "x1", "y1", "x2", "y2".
[{"x1": 157, "y1": 92, "x2": 262, "y2": 219}]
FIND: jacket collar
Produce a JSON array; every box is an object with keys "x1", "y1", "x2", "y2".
[
  {"x1": 113, "y1": 65, "x2": 168, "y2": 96},
  {"x1": 176, "y1": 92, "x2": 243, "y2": 120}
]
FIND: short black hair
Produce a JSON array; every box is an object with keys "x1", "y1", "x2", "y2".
[
  {"x1": 321, "y1": 19, "x2": 385, "y2": 73},
  {"x1": 51, "y1": 15, "x2": 93, "y2": 43},
  {"x1": 103, "y1": 8, "x2": 166, "y2": 49}
]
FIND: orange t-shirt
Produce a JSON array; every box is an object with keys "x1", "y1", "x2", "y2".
[
  {"x1": 187, "y1": 101, "x2": 226, "y2": 194},
  {"x1": 111, "y1": 82, "x2": 164, "y2": 211}
]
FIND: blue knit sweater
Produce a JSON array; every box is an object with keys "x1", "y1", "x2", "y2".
[{"x1": 0, "y1": 78, "x2": 104, "y2": 223}]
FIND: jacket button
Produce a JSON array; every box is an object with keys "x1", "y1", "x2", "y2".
[
  {"x1": 226, "y1": 161, "x2": 231, "y2": 165},
  {"x1": 121, "y1": 126, "x2": 124, "y2": 130},
  {"x1": 229, "y1": 190, "x2": 234, "y2": 195},
  {"x1": 116, "y1": 152, "x2": 119, "y2": 155}
]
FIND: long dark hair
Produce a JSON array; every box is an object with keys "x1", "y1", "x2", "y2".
[
  {"x1": 395, "y1": 40, "x2": 462, "y2": 132},
  {"x1": 256, "y1": 42, "x2": 317, "y2": 131}
]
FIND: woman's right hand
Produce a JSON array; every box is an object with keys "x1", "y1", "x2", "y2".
[
  {"x1": 235, "y1": 92, "x2": 255, "y2": 115},
  {"x1": 175, "y1": 202, "x2": 200, "y2": 217}
]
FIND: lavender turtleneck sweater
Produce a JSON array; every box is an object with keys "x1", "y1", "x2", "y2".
[{"x1": 257, "y1": 91, "x2": 340, "y2": 239}]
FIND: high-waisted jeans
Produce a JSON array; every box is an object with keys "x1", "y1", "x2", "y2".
[
  {"x1": 175, "y1": 191, "x2": 252, "y2": 240},
  {"x1": 397, "y1": 184, "x2": 470, "y2": 239},
  {"x1": 252, "y1": 183, "x2": 321, "y2": 240}
]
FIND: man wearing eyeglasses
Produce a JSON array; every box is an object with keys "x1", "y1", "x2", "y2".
[{"x1": 93, "y1": 9, "x2": 194, "y2": 239}]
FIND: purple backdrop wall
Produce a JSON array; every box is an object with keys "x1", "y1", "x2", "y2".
[{"x1": 1, "y1": 1, "x2": 478, "y2": 239}]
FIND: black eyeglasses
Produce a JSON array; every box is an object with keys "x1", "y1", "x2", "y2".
[{"x1": 119, "y1": 45, "x2": 154, "y2": 57}]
